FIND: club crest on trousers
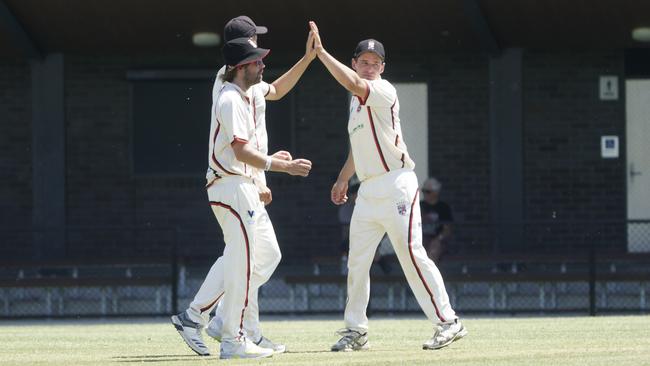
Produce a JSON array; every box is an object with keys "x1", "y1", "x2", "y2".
[{"x1": 245, "y1": 210, "x2": 255, "y2": 225}]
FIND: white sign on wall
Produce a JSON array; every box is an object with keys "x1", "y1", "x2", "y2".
[
  {"x1": 601, "y1": 135, "x2": 619, "y2": 158},
  {"x1": 599, "y1": 76, "x2": 619, "y2": 100}
]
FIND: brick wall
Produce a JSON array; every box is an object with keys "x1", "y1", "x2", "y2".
[
  {"x1": 425, "y1": 54, "x2": 491, "y2": 224},
  {"x1": 64, "y1": 56, "x2": 216, "y2": 259},
  {"x1": 0, "y1": 59, "x2": 33, "y2": 257},
  {"x1": 265, "y1": 68, "x2": 349, "y2": 260},
  {"x1": 523, "y1": 51, "x2": 626, "y2": 250},
  {"x1": 0, "y1": 50, "x2": 630, "y2": 260}
]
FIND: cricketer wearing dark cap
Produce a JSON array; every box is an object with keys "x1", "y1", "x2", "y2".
[
  {"x1": 222, "y1": 37, "x2": 270, "y2": 68},
  {"x1": 308, "y1": 21, "x2": 467, "y2": 352},
  {"x1": 353, "y1": 39, "x2": 386, "y2": 61},
  {"x1": 224, "y1": 15, "x2": 268, "y2": 41},
  {"x1": 171, "y1": 18, "x2": 318, "y2": 359},
  {"x1": 213, "y1": 15, "x2": 269, "y2": 102}
]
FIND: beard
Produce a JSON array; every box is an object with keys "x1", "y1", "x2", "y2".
[{"x1": 244, "y1": 67, "x2": 263, "y2": 88}]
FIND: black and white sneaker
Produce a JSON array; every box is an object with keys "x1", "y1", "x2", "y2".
[
  {"x1": 170, "y1": 312, "x2": 210, "y2": 356},
  {"x1": 331, "y1": 329, "x2": 369, "y2": 352},
  {"x1": 423, "y1": 319, "x2": 468, "y2": 350}
]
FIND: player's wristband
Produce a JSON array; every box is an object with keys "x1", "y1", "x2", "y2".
[{"x1": 264, "y1": 156, "x2": 272, "y2": 171}]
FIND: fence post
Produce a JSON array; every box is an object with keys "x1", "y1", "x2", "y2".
[
  {"x1": 171, "y1": 227, "x2": 179, "y2": 315},
  {"x1": 588, "y1": 248, "x2": 596, "y2": 316}
]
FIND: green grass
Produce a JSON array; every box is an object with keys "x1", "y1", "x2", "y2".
[{"x1": 2, "y1": 315, "x2": 650, "y2": 365}]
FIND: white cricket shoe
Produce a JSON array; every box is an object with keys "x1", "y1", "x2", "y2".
[
  {"x1": 219, "y1": 337, "x2": 274, "y2": 359},
  {"x1": 330, "y1": 328, "x2": 370, "y2": 352},
  {"x1": 207, "y1": 318, "x2": 285, "y2": 354},
  {"x1": 205, "y1": 316, "x2": 222, "y2": 342},
  {"x1": 256, "y1": 335, "x2": 286, "y2": 354},
  {"x1": 170, "y1": 312, "x2": 210, "y2": 356},
  {"x1": 423, "y1": 319, "x2": 468, "y2": 350}
]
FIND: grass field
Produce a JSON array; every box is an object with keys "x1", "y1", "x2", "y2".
[{"x1": 2, "y1": 315, "x2": 650, "y2": 365}]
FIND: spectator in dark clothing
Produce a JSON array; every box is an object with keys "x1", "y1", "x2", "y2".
[{"x1": 420, "y1": 177, "x2": 453, "y2": 264}]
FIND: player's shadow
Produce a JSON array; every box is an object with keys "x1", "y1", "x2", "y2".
[
  {"x1": 285, "y1": 350, "x2": 334, "y2": 354},
  {"x1": 112, "y1": 355, "x2": 217, "y2": 362}
]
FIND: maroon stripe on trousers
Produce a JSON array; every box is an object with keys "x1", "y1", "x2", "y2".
[
  {"x1": 200, "y1": 292, "x2": 224, "y2": 313},
  {"x1": 209, "y1": 201, "x2": 252, "y2": 337},
  {"x1": 406, "y1": 190, "x2": 446, "y2": 323},
  {"x1": 367, "y1": 107, "x2": 390, "y2": 172}
]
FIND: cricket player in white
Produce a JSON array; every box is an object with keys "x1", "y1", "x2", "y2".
[
  {"x1": 171, "y1": 37, "x2": 311, "y2": 359},
  {"x1": 171, "y1": 17, "x2": 317, "y2": 357},
  {"x1": 309, "y1": 21, "x2": 467, "y2": 352}
]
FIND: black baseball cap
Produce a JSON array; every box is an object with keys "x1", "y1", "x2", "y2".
[
  {"x1": 222, "y1": 37, "x2": 270, "y2": 67},
  {"x1": 224, "y1": 15, "x2": 268, "y2": 42},
  {"x1": 353, "y1": 39, "x2": 385, "y2": 61}
]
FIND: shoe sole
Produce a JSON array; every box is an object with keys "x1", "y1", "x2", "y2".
[
  {"x1": 170, "y1": 315, "x2": 210, "y2": 356},
  {"x1": 422, "y1": 327, "x2": 468, "y2": 350},
  {"x1": 331, "y1": 342, "x2": 370, "y2": 352}
]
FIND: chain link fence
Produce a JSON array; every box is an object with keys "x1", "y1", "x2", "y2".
[{"x1": 1, "y1": 221, "x2": 649, "y2": 318}]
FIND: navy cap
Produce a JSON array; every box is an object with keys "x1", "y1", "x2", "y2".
[
  {"x1": 353, "y1": 39, "x2": 385, "y2": 61},
  {"x1": 224, "y1": 16, "x2": 268, "y2": 42},
  {"x1": 222, "y1": 37, "x2": 270, "y2": 67}
]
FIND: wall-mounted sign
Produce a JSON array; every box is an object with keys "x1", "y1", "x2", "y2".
[
  {"x1": 601, "y1": 135, "x2": 619, "y2": 158},
  {"x1": 599, "y1": 76, "x2": 619, "y2": 101}
]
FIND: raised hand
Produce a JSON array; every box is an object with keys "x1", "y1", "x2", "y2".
[
  {"x1": 306, "y1": 30, "x2": 318, "y2": 60},
  {"x1": 309, "y1": 21, "x2": 323, "y2": 54}
]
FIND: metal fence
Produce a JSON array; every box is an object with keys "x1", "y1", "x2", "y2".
[{"x1": 1, "y1": 221, "x2": 649, "y2": 318}]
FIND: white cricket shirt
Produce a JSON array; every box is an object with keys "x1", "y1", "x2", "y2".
[
  {"x1": 209, "y1": 67, "x2": 271, "y2": 184},
  {"x1": 207, "y1": 82, "x2": 260, "y2": 179},
  {"x1": 348, "y1": 78, "x2": 415, "y2": 182}
]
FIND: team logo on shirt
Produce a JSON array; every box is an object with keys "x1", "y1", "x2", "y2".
[
  {"x1": 247, "y1": 210, "x2": 255, "y2": 218},
  {"x1": 350, "y1": 123, "x2": 364, "y2": 136},
  {"x1": 350, "y1": 104, "x2": 363, "y2": 114},
  {"x1": 396, "y1": 201, "x2": 409, "y2": 216}
]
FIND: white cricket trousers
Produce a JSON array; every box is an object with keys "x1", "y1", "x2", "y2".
[
  {"x1": 345, "y1": 169, "x2": 457, "y2": 331},
  {"x1": 185, "y1": 176, "x2": 280, "y2": 341}
]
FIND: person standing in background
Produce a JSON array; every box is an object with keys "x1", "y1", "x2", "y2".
[{"x1": 420, "y1": 177, "x2": 454, "y2": 264}]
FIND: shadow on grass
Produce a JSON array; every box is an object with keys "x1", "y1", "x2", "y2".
[
  {"x1": 284, "y1": 350, "x2": 337, "y2": 354},
  {"x1": 112, "y1": 355, "x2": 217, "y2": 362},
  {"x1": 112, "y1": 349, "x2": 385, "y2": 362}
]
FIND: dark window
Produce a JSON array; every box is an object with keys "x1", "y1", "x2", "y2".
[
  {"x1": 625, "y1": 49, "x2": 650, "y2": 78},
  {"x1": 130, "y1": 72, "x2": 295, "y2": 175},
  {"x1": 132, "y1": 80, "x2": 212, "y2": 175}
]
